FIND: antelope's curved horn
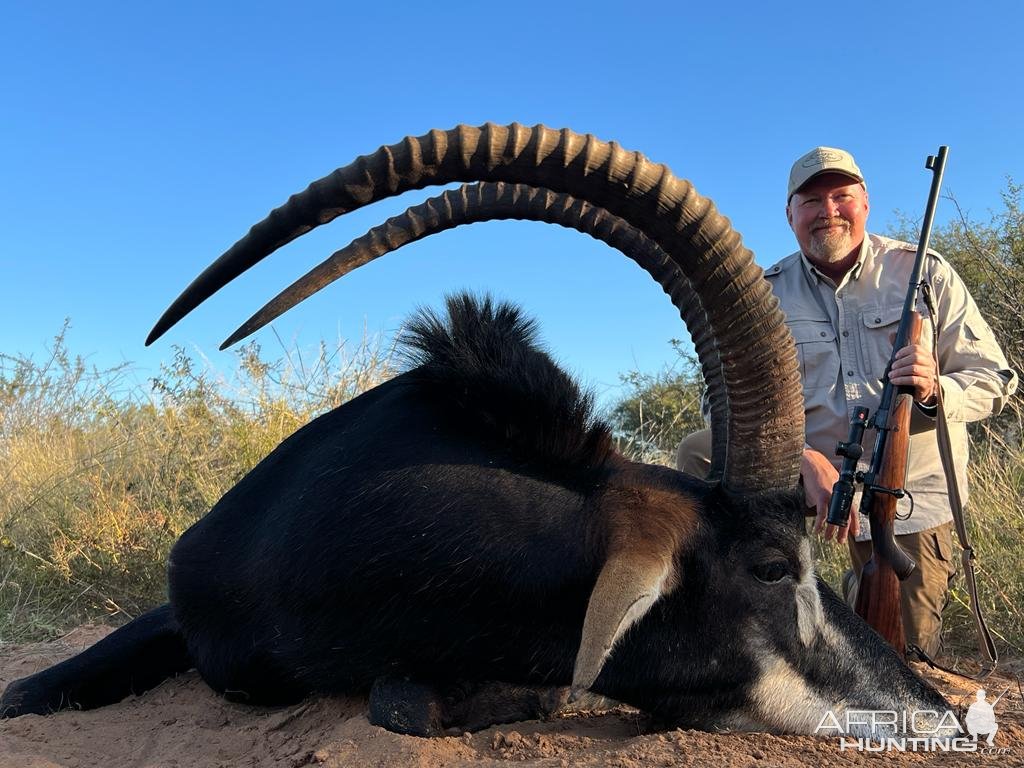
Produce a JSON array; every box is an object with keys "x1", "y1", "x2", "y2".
[
  {"x1": 223, "y1": 181, "x2": 728, "y2": 481},
  {"x1": 147, "y1": 123, "x2": 801, "y2": 494}
]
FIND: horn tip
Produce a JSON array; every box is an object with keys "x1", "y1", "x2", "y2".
[
  {"x1": 220, "y1": 330, "x2": 246, "y2": 350},
  {"x1": 147, "y1": 304, "x2": 185, "y2": 346},
  {"x1": 222, "y1": 315, "x2": 265, "y2": 348},
  {"x1": 144, "y1": 327, "x2": 163, "y2": 347}
]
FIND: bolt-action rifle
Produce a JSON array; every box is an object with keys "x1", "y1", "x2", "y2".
[{"x1": 826, "y1": 147, "x2": 948, "y2": 656}]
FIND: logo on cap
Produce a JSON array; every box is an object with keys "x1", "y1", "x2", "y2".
[{"x1": 802, "y1": 149, "x2": 846, "y2": 168}]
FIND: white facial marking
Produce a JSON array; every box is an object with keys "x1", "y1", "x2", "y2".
[
  {"x1": 749, "y1": 652, "x2": 832, "y2": 733},
  {"x1": 818, "y1": 613, "x2": 853, "y2": 654},
  {"x1": 795, "y1": 539, "x2": 824, "y2": 646}
]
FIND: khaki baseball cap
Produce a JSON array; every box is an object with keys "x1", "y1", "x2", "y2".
[{"x1": 788, "y1": 146, "x2": 865, "y2": 199}]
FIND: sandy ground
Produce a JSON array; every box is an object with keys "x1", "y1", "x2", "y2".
[{"x1": 1, "y1": 625, "x2": 1022, "y2": 767}]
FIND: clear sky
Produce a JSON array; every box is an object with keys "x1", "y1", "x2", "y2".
[{"x1": 3, "y1": 2, "x2": 1021, "y2": 407}]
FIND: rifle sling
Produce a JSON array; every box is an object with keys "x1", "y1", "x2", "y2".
[{"x1": 921, "y1": 284, "x2": 998, "y2": 680}]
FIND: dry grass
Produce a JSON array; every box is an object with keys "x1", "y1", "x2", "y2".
[{"x1": 0, "y1": 325, "x2": 396, "y2": 643}]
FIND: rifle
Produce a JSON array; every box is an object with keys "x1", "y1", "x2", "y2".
[{"x1": 827, "y1": 146, "x2": 948, "y2": 655}]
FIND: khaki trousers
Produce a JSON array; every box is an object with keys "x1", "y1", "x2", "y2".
[
  {"x1": 676, "y1": 428, "x2": 957, "y2": 657},
  {"x1": 847, "y1": 524, "x2": 956, "y2": 657}
]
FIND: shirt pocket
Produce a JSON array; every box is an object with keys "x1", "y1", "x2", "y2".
[
  {"x1": 789, "y1": 319, "x2": 838, "y2": 391},
  {"x1": 857, "y1": 304, "x2": 904, "y2": 382}
]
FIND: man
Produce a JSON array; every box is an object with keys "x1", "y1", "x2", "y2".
[{"x1": 677, "y1": 147, "x2": 1017, "y2": 658}]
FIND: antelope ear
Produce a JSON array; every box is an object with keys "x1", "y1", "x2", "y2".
[{"x1": 570, "y1": 551, "x2": 675, "y2": 696}]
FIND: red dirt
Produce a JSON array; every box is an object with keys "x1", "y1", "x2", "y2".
[{"x1": 2, "y1": 625, "x2": 1022, "y2": 767}]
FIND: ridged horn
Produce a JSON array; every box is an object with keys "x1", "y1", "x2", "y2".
[
  {"x1": 223, "y1": 182, "x2": 728, "y2": 481},
  {"x1": 146, "y1": 123, "x2": 802, "y2": 494}
]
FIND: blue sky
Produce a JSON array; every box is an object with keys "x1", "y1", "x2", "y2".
[{"x1": 3, "y1": 2, "x2": 1021, "y2": 407}]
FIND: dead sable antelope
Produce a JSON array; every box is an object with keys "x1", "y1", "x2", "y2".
[{"x1": 1, "y1": 124, "x2": 952, "y2": 738}]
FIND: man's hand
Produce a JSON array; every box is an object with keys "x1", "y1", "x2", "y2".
[
  {"x1": 802, "y1": 448, "x2": 860, "y2": 544},
  {"x1": 889, "y1": 343, "x2": 938, "y2": 405}
]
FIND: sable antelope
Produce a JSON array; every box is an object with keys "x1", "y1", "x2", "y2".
[{"x1": 1, "y1": 124, "x2": 951, "y2": 738}]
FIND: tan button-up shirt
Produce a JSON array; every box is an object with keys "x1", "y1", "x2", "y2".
[{"x1": 764, "y1": 233, "x2": 1017, "y2": 537}]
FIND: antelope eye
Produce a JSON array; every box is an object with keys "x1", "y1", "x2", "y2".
[{"x1": 753, "y1": 560, "x2": 791, "y2": 584}]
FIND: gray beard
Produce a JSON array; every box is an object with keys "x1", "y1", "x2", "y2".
[{"x1": 807, "y1": 224, "x2": 854, "y2": 263}]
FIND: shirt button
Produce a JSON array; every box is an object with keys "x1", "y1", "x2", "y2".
[
  {"x1": 847, "y1": 370, "x2": 855, "y2": 376},
  {"x1": 820, "y1": 331, "x2": 827, "y2": 337}
]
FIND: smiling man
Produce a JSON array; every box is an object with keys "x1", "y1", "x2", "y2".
[{"x1": 678, "y1": 146, "x2": 1017, "y2": 658}]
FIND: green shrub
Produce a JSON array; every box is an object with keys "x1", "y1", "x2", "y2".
[{"x1": 607, "y1": 341, "x2": 705, "y2": 467}]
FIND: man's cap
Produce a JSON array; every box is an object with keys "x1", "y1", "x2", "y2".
[{"x1": 788, "y1": 146, "x2": 864, "y2": 199}]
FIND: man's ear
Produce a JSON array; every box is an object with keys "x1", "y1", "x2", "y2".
[{"x1": 786, "y1": 202, "x2": 794, "y2": 229}]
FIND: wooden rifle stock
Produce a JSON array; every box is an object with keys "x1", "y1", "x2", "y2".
[{"x1": 854, "y1": 311, "x2": 923, "y2": 655}]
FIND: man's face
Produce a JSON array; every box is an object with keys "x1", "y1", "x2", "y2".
[{"x1": 786, "y1": 173, "x2": 869, "y2": 266}]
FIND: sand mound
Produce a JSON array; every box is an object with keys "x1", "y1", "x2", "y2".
[{"x1": 2, "y1": 626, "x2": 1022, "y2": 767}]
